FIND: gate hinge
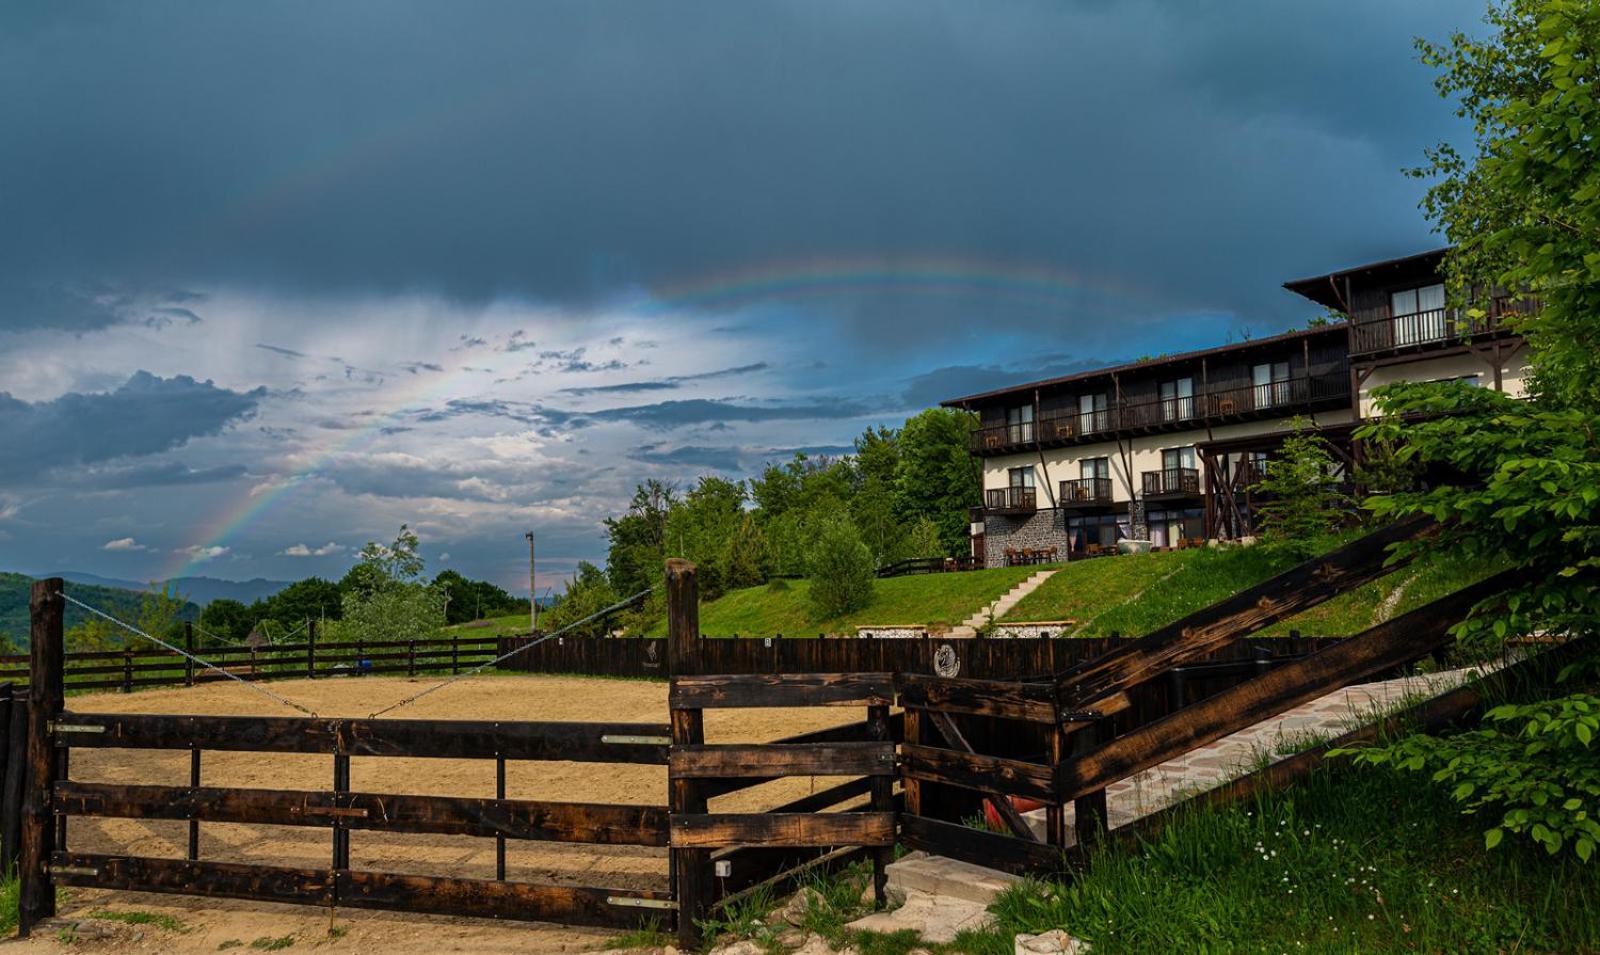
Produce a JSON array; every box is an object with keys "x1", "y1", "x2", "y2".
[{"x1": 607, "y1": 896, "x2": 678, "y2": 910}]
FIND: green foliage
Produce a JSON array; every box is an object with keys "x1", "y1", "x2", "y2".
[
  {"x1": 0, "y1": 572, "x2": 199, "y2": 650},
  {"x1": 1341, "y1": 0, "x2": 1600, "y2": 864},
  {"x1": 199, "y1": 598, "x2": 252, "y2": 644},
  {"x1": 904, "y1": 517, "x2": 944, "y2": 560},
  {"x1": 721, "y1": 513, "x2": 768, "y2": 592},
  {"x1": 541, "y1": 561, "x2": 619, "y2": 637},
  {"x1": 1251, "y1": 416, "x2": 1350, "y2": 551},
  {"x1": 894, "y1": 408, "x2": 980, "y2": 557},
  {"x1": 807, "y1": 516, "x2": 875, "y2": 618},
  {"x1": 663, "y1": 476, "x2": 749, "y2": 600},
  {"x1": 1352, "y1": 433, "x2": 1423, "y2": 510},
  {"x1": 330, "y1": 525, "x2": 445, "y2": 645},
  {"x1": 431, "y1": 569, "x2": 524, "y2": 624}
]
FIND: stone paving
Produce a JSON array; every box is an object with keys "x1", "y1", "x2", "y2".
[{"x1": 1024, "y1": 664, "x2": 1486, "y2": 841}]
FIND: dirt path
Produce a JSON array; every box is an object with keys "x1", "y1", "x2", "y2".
[{"x1": 16, "y1": 674, "x2": 858, "y2": 954}]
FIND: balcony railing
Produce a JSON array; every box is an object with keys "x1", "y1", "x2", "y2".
[
  {"x1": 1349, "y1": 295, "x2": 1538, "y2": 357},
  {"x1": 968, "y1": 366, "x2": 1351, "y2": 454},
  {"x1": 1141, "y1": 467, "x2": 1200, "y2": 497},
  {"x1": 1059, "y1": 477, "x2": 1114, "y2": 507},
  {"x1": 985, "y1": 486, "x2": 1038, "y2": 513}
]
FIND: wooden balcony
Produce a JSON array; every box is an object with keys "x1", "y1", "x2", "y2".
[
  {"x1": 985, "y1": 486, "x2": 1038, "y2": 514},
  {"x1": 967, "y1": 367, "x2": 1350, "y2": 455},
  {"x1": 1141, "y1": 467, "x2": 1200, "y2": 500},
  {"x1": 1348, "y1": 295, "x2": 1536, "y2": 358},
  {"x1": 1058, "y1": 477, "x2": 1114, "y2": 511}
]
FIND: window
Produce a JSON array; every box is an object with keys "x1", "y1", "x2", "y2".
[
  {"x1": 1080, "y1": 457, "x2": 1109, "y2": 480},
  {"x1": 1162, "y1": 446, "x2": 1196, "y2": 472},
  {"x1": 1159, "y1": 377, "x2": 1194, "y2": 422},
  {"x1": 1391, "y1": 283, "x2": 1447, "y2": 345},
  {"x1": 1007, "y1": 466, "x2": 1036, "y2": 489},
  {"x1": 1078, "y1": 393, "x2": 1108, "y2": 433},
  {"x1": 1252, "y1": 361, "x2": 1290, "y2": 407},
  {"x1": 1148, "y1": 507, "x2": 1203, "y2": 549},
  {"x1": 1006, "y1": 404, "x2": 1034, "y2": 444},
  {"x1": 1246, "y1": 451, "x2": 1270, "y2": 484}
]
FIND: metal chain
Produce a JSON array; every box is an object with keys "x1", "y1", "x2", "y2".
[
  {"x1": 58, "y1": 591, "x2": 320, "y2": 717},
  {"x1": 365, "y1": 587, "x2": 653, "y2": 718}
]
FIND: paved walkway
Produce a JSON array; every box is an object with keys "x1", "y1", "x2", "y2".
[
  {"x1": 951, "y1": 568, "x2": 1057, "y2": 636},
  {"x1": 1025, "y1": 664, "x2": 1481, "y2": 840}
]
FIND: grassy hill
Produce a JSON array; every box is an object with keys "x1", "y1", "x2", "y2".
[
  {"x1": 644, "y1": 566, "x2": 1041, "y2": 637},
  {"x1": 0, "y1": 572, "x2": 201, "y2": 649}
]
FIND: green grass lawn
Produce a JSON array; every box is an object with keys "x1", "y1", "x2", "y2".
[{"x1": 643, "y1": 566, "x2": 1043, "y2": 637}]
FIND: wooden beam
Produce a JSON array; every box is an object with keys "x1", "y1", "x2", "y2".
[
  {"x1": 670, "y1": 673, "x2": 892, "y2": 710},
  {"x1": 895, "y1": 673, "x2": 1056, "y2": 723},
  {"x1": 48, "y1": 714, "x2": 671, "y2": 764},
  {"x1": 1053, "y1": 515, "x2": 1436, "y2": 718},
  {"x1": 696, "y1": 712, "x2": 903, "y2": 800},
  {"x1": 671, "y1": 743, "x2": 896, "y2": 778},
  {"x1": 901, "y1": 743, "x2": 1055, "y2": 801},
  {"x1": 19, "y1": 578, "x2": 63, "y2": 936},
  {"x1": 670, "y1": 812, "x2": 894, "y2": 849},
  {"x1": 1056, "y1": 570, "x2": 1520, "y2": 801},
  {"x1": 925, "y1": 710, "x2": 1036, "y2": 842},
  {"x1": 898, "y1": 814, "x2": 1066, "y2": 876},
  {"x1": 53, "y1": 781, "x2": 670, "y2": 846}
]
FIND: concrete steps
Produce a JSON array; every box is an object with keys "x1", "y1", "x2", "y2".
[{"x1": 950, "y1": 568, "x2": 1057, "y2": 636}]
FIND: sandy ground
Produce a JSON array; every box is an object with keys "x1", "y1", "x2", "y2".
[{"x1": 13, "y1": 674, "x2": 859, "y2": 954}]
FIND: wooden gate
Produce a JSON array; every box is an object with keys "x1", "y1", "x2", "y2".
[{"x1": 18, "y1": 579, "x2": 677, "y2": 937}]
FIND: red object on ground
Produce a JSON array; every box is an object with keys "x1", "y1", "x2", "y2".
[{"x1": 983, "y1": 795, "x2": 1046, "y2": 831}]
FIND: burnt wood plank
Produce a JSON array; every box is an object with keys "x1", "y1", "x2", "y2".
[
  {"x1": 925, "y1": 710, "x2": 1036, "y2": 842},
  {"x1": 670, "y1": 812, "x2": 894, "y2": 848},
  {"x1": 49, "y1": 714, "x2": 671, "y2": 764},
  {"x1": 896, "y1": 673, "x2": 1056, "y2": 723},
  {"x1": 900, "y1": 743, "x2": 1055, "y2": 801},
  {"x1": 671, "y1": 743, "x2": 895, "y2": 778},
  {"x1": 48, "y1": 852, "x2": 671, "y2": 928},
  {"x1": 1056, "y1": 570, "x2": 1520, "y2": 801},
  {"x1": 898, "y1": 814, "x2": 1067, "y2": 876},
  {"x1": 698, "y1": 712, "x2": 903, "y2": 800},
  {"x1": 20, "y1": 579, "x2": 63, "y2": 936},
  {"x1": 1052, "y1": 515, "x2": 1436, "y2": 716},
  {"x1": 669, "y1": 673, "x2": 893, "y2": 709},
  {"x1": 53, "y1": 781, "x2": 670, "y2": 846}
]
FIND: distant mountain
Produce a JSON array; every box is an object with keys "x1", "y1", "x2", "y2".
[
  {"x1": 35, "y1": 571, "x2": 293, "y2": 607},
  {"x1": 0, "y1": 572, "x2": 201, "y2": 648}
]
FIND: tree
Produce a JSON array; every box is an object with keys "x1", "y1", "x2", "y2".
[
  {"x1": 259, "y1": 577, "x2": 342, "y2": 628},
  {"x1": 133, "y1": 581, "x2": 189, "y2": 651},
  {"x1": 663, "y1": 476, "x2": 749, "y2": 599},
  {"x1": 432, "y1": 570, "x2": 521, "y2": 624},
  {"x1": 1251, "y1": 417, "x2": 1350, "y2": 550},
  {"x1": 605, "y1": 481, "x2": 676, "y2": 597},
  {"x1": 721, "y1": 513, "x2": 769, "y2": 591},
  {"x1": 541, "y1": 562, "x2": 619, "y2": 637},
  {"x1": 905, "y1": 517, "x2": 944, "y2": 559},
  {"x1": 1335, "y1": 0, "x2": 1600, "y2": 861},
  {"x1": 806, "y1": 516, "x2": 875, "y2": 619},
  {"x1": 199, "y1": 598, "x2": 252, "y2": 644},
  {"x1": 333, "y1": 524, "x2": 445, "y2": 645},
  {"x1": 895, "y1": 408, "x2": 980, "y2": 556}
]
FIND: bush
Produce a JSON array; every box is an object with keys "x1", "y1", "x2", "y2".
[{"x1": 806, "y1": 517, "x2": 875, "y2": 619}]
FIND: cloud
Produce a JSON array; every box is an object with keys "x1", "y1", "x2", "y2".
[
  {"x1": 101, "y1": 537, "x2": 147, "y2": 551},
  {"x1": 559, "y1": 362, "x2": 771, "y2": 396},
  {"x1": 0, "y1": 372, "x2": 264, "y2": 483},
  {"x1": 255, "y1": 343, "x2": 307, "y2": 359},
  {"x1": 73, "y1": 462, "x2": 249, "y2": 490},
  {"x1": 177, "y1": 545, "x2": 228, "y2": 560},
  {"x1": 589, "y1": 397, "x2": 876, "y2": 430},
  {"x1": 280, "y1": 542, "x2": 343, "y2": 557}
]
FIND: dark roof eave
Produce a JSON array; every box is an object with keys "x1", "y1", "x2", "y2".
[{"x1": 1282, "y1": 247, "x2": 1451, "y2": 310}]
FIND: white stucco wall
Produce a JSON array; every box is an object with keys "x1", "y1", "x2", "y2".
[{"x1": 1357, "y1": 345, "x2": 1529, "y2": 416}]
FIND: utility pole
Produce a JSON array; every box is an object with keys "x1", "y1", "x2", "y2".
[{"x1": 524, "y1": 530, "x2": 538, "y2": 634}]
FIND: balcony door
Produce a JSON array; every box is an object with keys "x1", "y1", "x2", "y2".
[
  {"x1": 1162, "y1": 446, "x2": 1196, "y2": 473},
  {"x1": 1391, "y1": 283, "x2": 1447, "y2": 345},
  {"x1": 1159, "y1": 377, "x2": 1194, "y2": 422},
  {"x1": 1075, "y1": 457, "x2": 1109, "y2": 503},
  {"x1": 1252, "y1": 361, "x2": 1290, "y2": 408},
  {"x1": 1078, "y1": 393, "x2": 1108, "y2": 434},
  {"x1": 1006, "y1": 404, "x2": 1035, "y2": 444}
]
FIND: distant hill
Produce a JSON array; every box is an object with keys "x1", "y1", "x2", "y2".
[
  {"x1": 0, "y1": 572, "x2": 202, "y2": 648},
  {"x1": 34, "y1": 571, "x2": 293, "y2": 607}
]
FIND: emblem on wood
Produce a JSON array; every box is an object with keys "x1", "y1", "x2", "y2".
[{"x1": 933, "y1": 643, "x2": 961, "y2": 678}]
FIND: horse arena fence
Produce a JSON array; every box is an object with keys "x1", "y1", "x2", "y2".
[{"x1": 12, "y1": 514, "x2": 1558, "y2": 949}]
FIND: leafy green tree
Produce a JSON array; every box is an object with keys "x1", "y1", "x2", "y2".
[
  {"x1": 663, "y1": 476, "x2": 748, "y2": 600},
  {"x1": 333, "y1": 525, "x2": 445, "y2": 645},
  {"x1": 1251, "y1": 417, "x2": 1351, "y2": 550},
  {"x1": 542, "y1": 562, "x2": 619, "y2": 637},
  {"x1": 133, "y1": 581, "x2": 190, "y2": 650},
  {"x1": 432, "y1": 570, "x2": 522, "y2": 624},
  {"x1": 894, "y1": 408, "x2": 980, "y2": 556},
  {"x1": 605, "y1": 480, "x2": 676, "y2": 597},
  {"x1": 850, "y1": 475, "x2": 903, "y2": 566},
  {"x1": 806, "y1": 516, "x2": 875, "y2": 619},
  {"x1": 1335, "y1": 0, "x2": 1600, "y2": 861},
  {"x1": 260, "y1": 577, "x2": 342, "y2": 628},
  {"x1": 199, "y1": 598, "x2": 252, "y2": 644},
  {"x1": 721, "y1": 513, "x2": 769, "y2": 591},
  {"x1": 905, "y1": 517, "x2": 944, "y2": 559}
]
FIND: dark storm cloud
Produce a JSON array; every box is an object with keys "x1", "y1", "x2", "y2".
[
  {"x1": 900, "y1": 357, "x2": 1111, "y2": 408},
  {"x1": 629, "y1": 445, "x2": 746, "y2": 472},
  {"x1": 0, "y1": 372, "x2": 265, "y2": 482},
  {"x1": 71, "y1": 462, "x2": 249, "y2": 490},
  {"x1": 413, "y1": 394, "x2": 874, "y2": 432},
  {"x1": 1, "y1": 1, "x2": 1474, "y2": 345},
  {"x1": 256, "y1": 343, "x2": 308, "y2": 359},
  {"x1": 559, "y1": 362, "x2": 770, "y2": 396}
]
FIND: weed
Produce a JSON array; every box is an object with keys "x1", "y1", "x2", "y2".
[
  {"x1": 250, "y1": 935, "x2": 296, "y2": 951},
  {"x1": 87, "y1": 909, "x2": 187, "y2": 932},
  {"x1": 218, "y1": 941, "x2": 244, "y2": 951},
  {"x1": 601, "y1": 919, "x2": 672, "y2": 950}
]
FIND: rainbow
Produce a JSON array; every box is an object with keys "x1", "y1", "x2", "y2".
[{"x1": 162, "y1": 255, "x2": 1142, "y2": 577}]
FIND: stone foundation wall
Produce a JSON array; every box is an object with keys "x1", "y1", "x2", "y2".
[{"x1": 981, "y1": 508, "x2": 1072, "y2": 568}]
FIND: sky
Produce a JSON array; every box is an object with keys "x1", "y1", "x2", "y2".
[{"x1": 0, "y1": 0, "x2": 1484, "y2": 594}]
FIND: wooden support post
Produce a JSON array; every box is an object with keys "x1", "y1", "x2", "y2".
[
  {"x1": 1046, "y1": 723, "x2": 1068, "y2": 848},
  {"x1": 0, "y1": 684, "x2": 10, "y2": 869},
  {"x1": 122, "y1": 648, "x2": 134, "y2": 694},
  {"x1": 408, "y1": 639, "x2": 417, "y2": 678},
  {"x1": 2, "y1": 692, "x2": 26, "y2": 875},
  {"x1": 451, "y1": 637, "x2": 460, "y2": 675},
  {"x1": 184, "y1": 623, "x2": 196, "y2": 687},
  {"x1": 902, "y1": 707, "x2": 922, "y2": 819},
  {"x1": 495, "y1": 757, "x2": 507, "y2": 880},
  {"x1": 666, "y1": 560, "x2": 708, "y2": 949},
  {"x1": 307, "y1": 620, "x2": 317, "y2": 679},
  {"x1": 20, "y1": 577, "x2": 64, "y2": 936},
  {"x1": 188, "y1": 749, "x2": 201, "y2": 860},
  {"x1": 332, "y1": 754, "x2": 351, "y2": 870},
  {"x1": 867, "y1": 703, "x2": 893, "y2": 905},
  {"x1": 1071, "y1": 726, "x2": 1107, "y2": 850}
]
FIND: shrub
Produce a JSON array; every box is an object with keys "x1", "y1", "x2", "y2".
[{"x1": 806, "y1": 517, "x2": 875, "y2": 619}]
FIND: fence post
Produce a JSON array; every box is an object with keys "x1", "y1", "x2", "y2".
[
  {"x1": 307, "y1": 619, "x2": 317, "y2": 679},
  {"x1": 408, "y1": 639, "x2": 417, "y2": 677},
  {"x1": 184, "y1": 622, "x2": 195, "y2": 687},
  {"x1": 867, "y1": 702, "x2": 893, "y2": 905},
  {"x1": 19, "y1": 577, "x2": 64, "y2": 936},
  {"x1": 122, "y1": 648, "x2": 134, "y2": 694},
  {"x1": 665, "y1": 559, "x2": 708, "y2": 950},
  {"x1": 451, "y1": 636, "x2": 460, "y2": 675}
]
